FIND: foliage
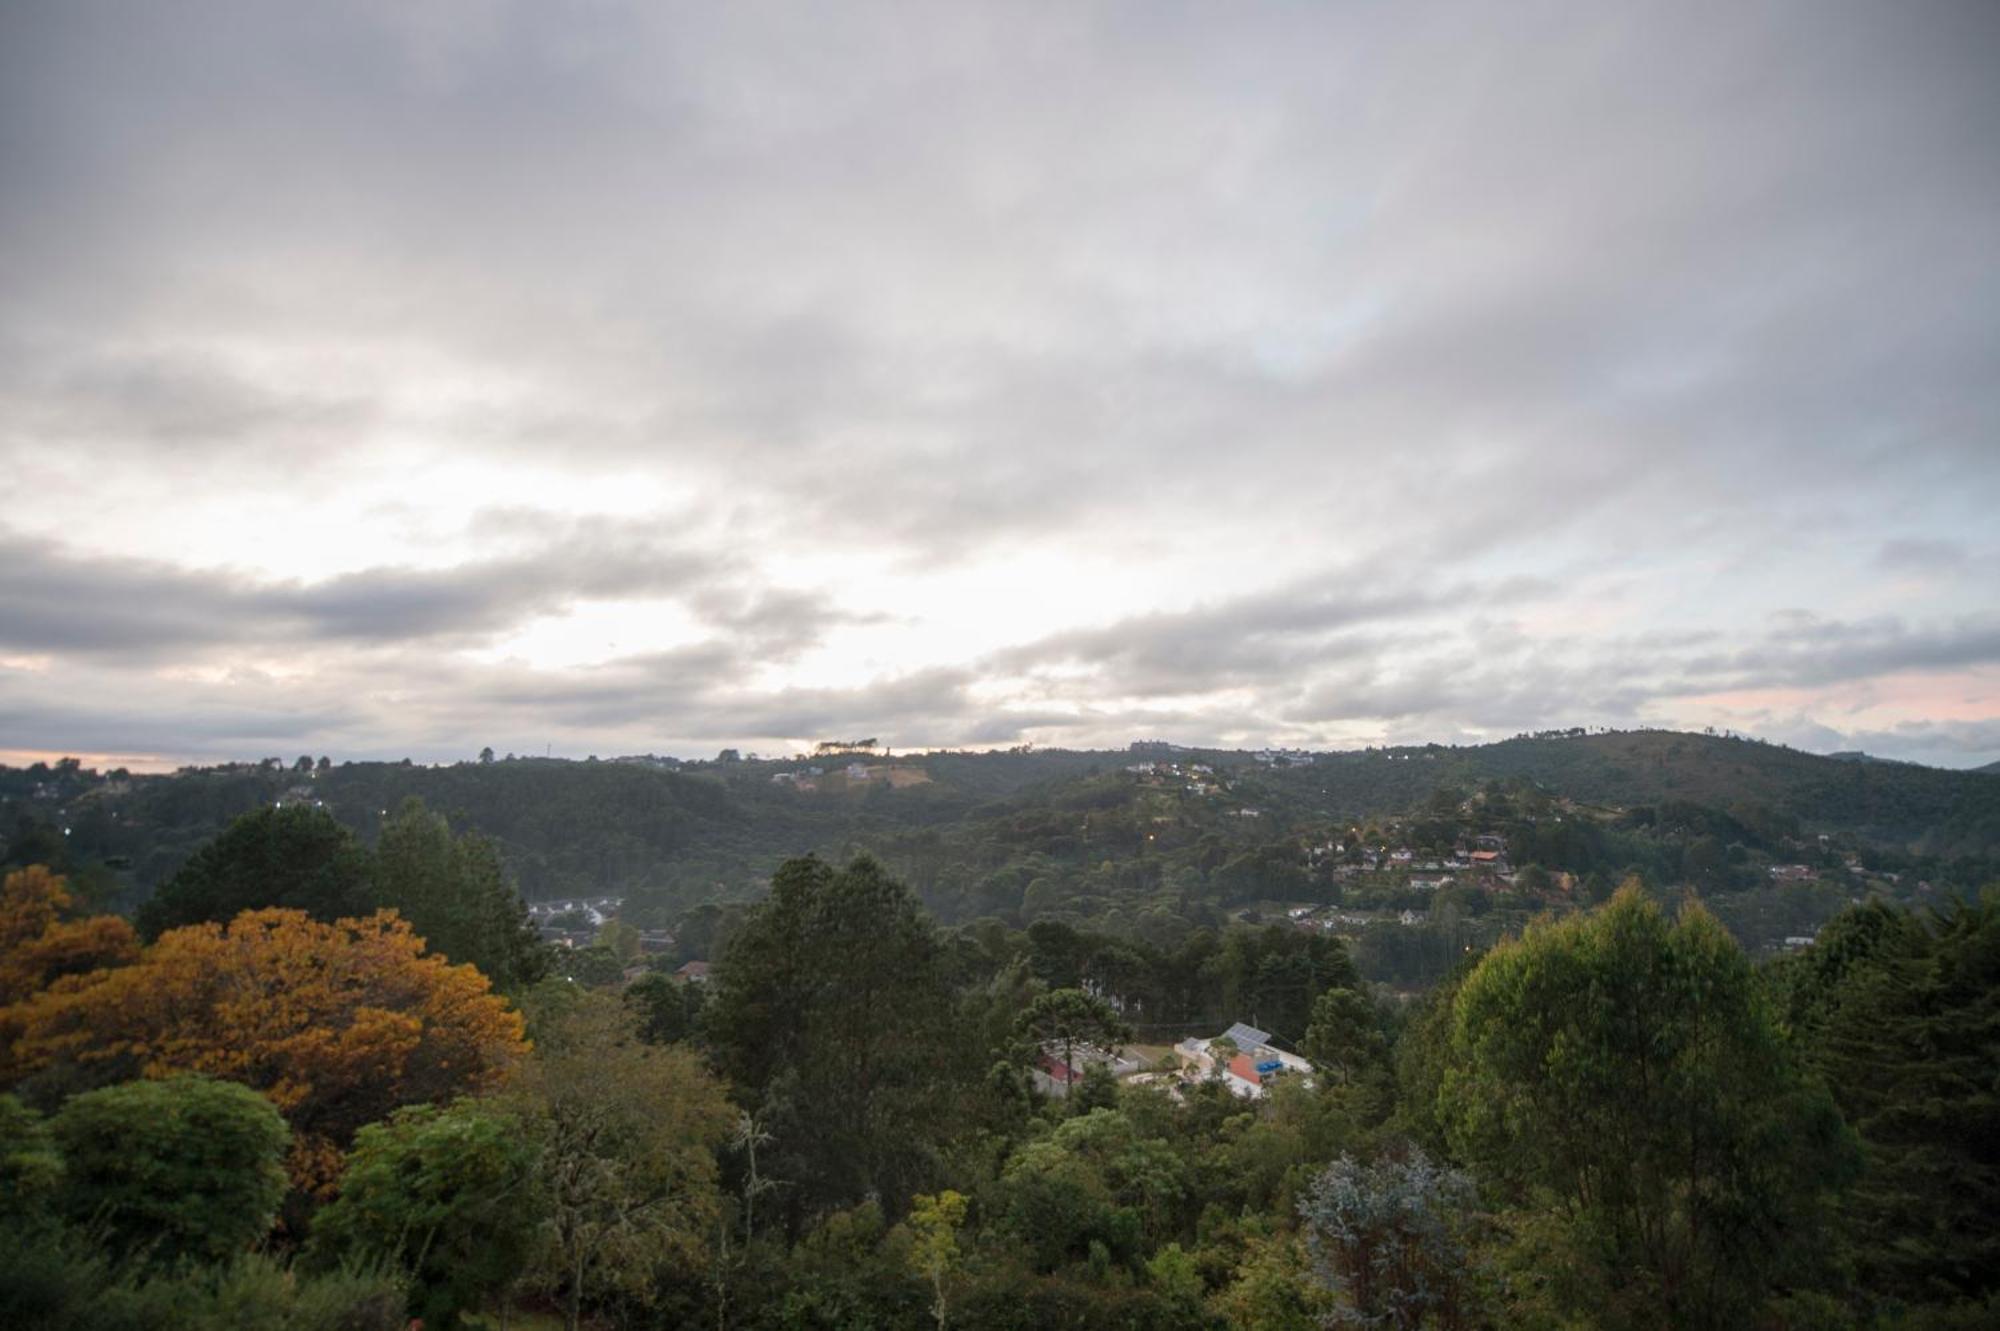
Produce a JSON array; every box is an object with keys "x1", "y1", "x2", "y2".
[
  {"x1": 8, "y1": 761, "x2": 1995, "y2": 1325},
  {"x1": 906, "y1": 1188, "x2": 969, "y2": 1329},
  {"x1": 707, "y1": 855, "x2": 977, "y2": 1226},
  {"x1": 0, "y1": 1232, "x2": 404, "y2": 1331},
  {"x1": 509, "y1": 992, "x2": 733, "y2": 1331},
  {"x1": 1792, "y1": 892, "x2": 2000, "y2": 1311},
  {"x1": 625, "y1": 969, "x2": 708, "y2": 1045},
  {"x1": 48, "y1": 1075, "x2": 289, "y2": 1266},
  {"x1": 1016, "y1": 986, "x2": 1133, "y2": 1084},
  {"x1": 1301, "y1": 986, "x2": 1390, "y2": 1093},
  {"x1": 1440, "y1": 884, "x2": 1858, "y2": 1328},
  {"x1": 135, "y1": 805, "x2": 373, "y2": 939},
  {"x1": 0, "y1": 1092, "x2": 63, "y2": 1222},
  {"x1": 373, "y1": 798, "x2": 549, "y2": 993},
  {"x1": 1298, "y1": 1149, "x2": 1479, "y2": 1330},
  {"x1": 553, "y1": 942, "x2": 626, "y2": 987},
  {"x1": 0, "y1": 865, "x2": 139, "y2": 1007},
  {"x1": 1205, "y1": 1230, "x2": 1337, "y2": 1330},
  {"x1": 4, "y1": 908, "x2": 527, "y2": 1194},
  {"x1": 309, "y1": 1098, "x2": 538, "y2": 1328},
  {"x1": 992, "y1": 1107, "x2": 1189, "y2": 1270}
]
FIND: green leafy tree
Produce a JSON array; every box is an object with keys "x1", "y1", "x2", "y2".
[
  {"x1": 49, "y1": 1075, "x2": 289, "y2": 1266},
  {"x1": 1301, "y1": 986, "x2": 1388, "y2": 1088},
  {"x1": 596, "y1": 917, "x2": 641, "y2": 964},
  {"x1": 1795, "y1": 893, "x2": 2000, "y2": 1311},
  {"x1": 625, "y1": 970, "x2": 707, "y2": 1046},
  {"x1": 906, "y1": 1189, "x2": 968, "y2": 1330},
  {"x1": 706, "y1": 856, "x2": 973, "y2": 1226},
  {"x1": 0, "y1": 1242, "x2": 406, "y2": 1331},
  {"x1": 1390, "y1": 958, "x2": 1478, "y2": 1154},
  {"x1": 136, "y1": 805, "x2": 373, "y2": 939},
  {"x1": 1146, "y1": 1241, "x2": 1204, "y2": 1311},
  {"x1": 1207, "y1": 1231, "x2": 1335, "y2": 1330},
  {"x1": 995, "y1": 1108, "x2": 1184, "y2": 1267},
  {"x1": 557, "y1": 944, "x2": 626, "y2": 988},
  {"x1": 374, "y1": 798, "x2": 548, "y2": 992},
  {"x1": 1440, "y1": 884, "x2": 1858, "y2": 1329},
  {"x1": 512, "y1": 993, "x2": 732, "y2": 1331},
  {"x1": 310, "y1": 1099, "x2": 538, "y2": 1329},
  {"x1": 1015, "y1": 987, "x2": 1132, "y2": 1087},
  {"x1": 0, "y1": 1093, "x2": 62, "y2": 1224}
]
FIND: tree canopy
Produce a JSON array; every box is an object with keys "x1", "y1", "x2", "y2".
[
  {"x1": 374, "y1": 798, "x2": 548, "y2": 992},
  {"x1": 48, "y1": 1075, "x2": 289, "y2": 1267},
  {"x1": 1439, "y1": 883, "x2": 1857, "y2": 1328},
  {"x1": 3, "y1": 907, "x2": 528, "y2": 1193},
  {"x1": 135, "y1": 804, "x2": 375, "y2": 939},
  {"x1": 707, "y1": 856, "x2": 978, "y2": 1227}
]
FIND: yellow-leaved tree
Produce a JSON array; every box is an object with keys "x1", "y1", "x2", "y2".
[
  {"x1": 2, "y1": 904, "x2": 528, "y2": 1194},
  {"x1": 0, "y1": 865, "x2": 140, "y2": 1006}
]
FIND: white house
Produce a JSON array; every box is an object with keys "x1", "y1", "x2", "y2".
[{"x1": 1175, "y1": 1022, "x2": 1312, "y2": 1100}]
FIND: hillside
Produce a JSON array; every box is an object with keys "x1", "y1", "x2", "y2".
[
  {"x1": 1334, "y1": 730, "x2": 2000, "y2": 856},
  {"x1": 5, "y1": 731, "x2": 1995, "y2": 932}
]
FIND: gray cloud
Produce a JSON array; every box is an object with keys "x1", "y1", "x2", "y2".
[
  {"x1": 1879, "y1": 539, "x2": 1969, "y2": 574},
  {"x1": 993, "y1": 571, "x2": 1550, "y2": 697},
  {"x1": 1, "y1": 1, "x2": 1996, "y2": 767},
  {"x1": 1677, "y1": 615, "x2": 2000, "y2": 693},
  {"x1": 0, "y1": 521, "x2": 855, "y2": 659}
]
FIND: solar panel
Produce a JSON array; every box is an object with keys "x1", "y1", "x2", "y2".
[{"x1": 1221, "y1": 1022, "x2": 1271, "y2": 1050}]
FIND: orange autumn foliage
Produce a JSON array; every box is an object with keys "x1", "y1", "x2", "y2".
[
  {"x1": 0, "y1": 865, "x2": 140, "y2": 1006},
  {"x1": 3, "y1": 906, "x2": 528, "y2": 1194}
]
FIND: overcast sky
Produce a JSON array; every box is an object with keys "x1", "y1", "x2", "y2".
[{"x1": 3, "y1": 1, "x2": 1997, "y2": 770}]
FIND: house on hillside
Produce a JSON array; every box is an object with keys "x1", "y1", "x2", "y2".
[
  {"x1": 674, "y1": 960, "x2": 711, "y2": 983},
  {"x1": 1030, "y1": 1044, "x2": 1143, "y2": 1098},
  {"x1": 1175, "y1": 1022, "x2": 1311, "y2": 1099}
]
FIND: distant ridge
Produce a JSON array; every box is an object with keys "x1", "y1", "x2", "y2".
[
  {"x1": 1825, "y1": 750, "x2": 1912, "y2": 766},
  {"x1": 7, "y1": 728, "x2": 1998, "y2": 911}
]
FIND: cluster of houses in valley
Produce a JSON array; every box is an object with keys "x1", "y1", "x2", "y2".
[
  {"x1": 1308, "y1": 831, "x2": 1517, "y2": 888},
  {"x1": 524, "y1": 895, "x2": 714, "y2": 984},
  {"x1": 1031, "y1": 1021, "x2": 1315, "y2": 1103},
  {"x1": 526, "y1": 895, "x2": 661, "y2": 952}
]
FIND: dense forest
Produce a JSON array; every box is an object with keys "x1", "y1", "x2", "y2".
[
  {"x1": 8, "y1": 730, "x2": 1996, "y2": 992},
  {"x1": 1, "y1": 735, "x2": 1998, "y2": 1326},
  {"x1": 1, "y1": 795, "x2": 1995, "y2": 1329}
]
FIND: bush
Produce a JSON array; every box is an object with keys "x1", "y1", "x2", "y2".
[
  {"x1": 0, "y1": 1232, "x2": 402, "y2": 1331},
  {"x1": 49, "y1": 1075, "x2": 289, "y2": 1266}
]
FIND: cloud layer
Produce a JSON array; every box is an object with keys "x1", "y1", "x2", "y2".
[{"x1": 2, "y1": 1, "x2": 1996, "y2": 767}]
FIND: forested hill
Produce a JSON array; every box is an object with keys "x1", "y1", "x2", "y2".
[
  {"x1": 1301, "y1": 730, "x2": 2000, "y2": 852},
  {"x1": 5, "y1": 730, "x2": 1996, "y2": 923},
  {"x1": 0, "y1": 746, "x2": 1114, "y2": 909}
]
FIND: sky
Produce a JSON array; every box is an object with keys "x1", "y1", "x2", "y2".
[{"x1": 2, "y1": 1, "x2": 1997, "y2": 771}]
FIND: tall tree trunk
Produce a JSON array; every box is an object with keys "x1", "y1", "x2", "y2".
[{"x1": 565, "y1": 1246, "x2": 585, "y2": 1331}]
